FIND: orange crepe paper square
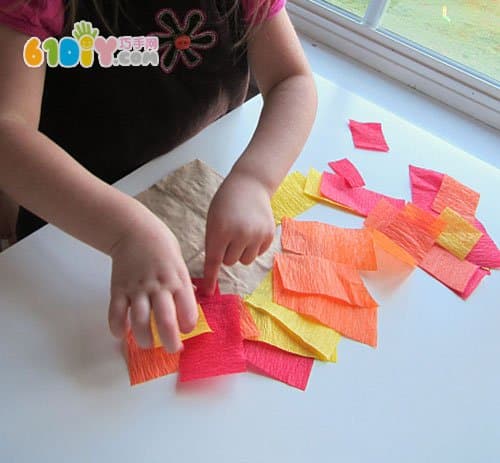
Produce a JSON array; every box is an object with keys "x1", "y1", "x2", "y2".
[
  {"x1": 150, "y1": 304, "x2": 212, "y2": 348},
  {"x1": 437, "y1": 207, "x2": 483, "y2": 260},
  {"x1": 431, "y1": 175, "x2": 480, "y2": 220},
  {"x1": 274, "y1": 253, "x2": 378, "y2": 308},
  {"x1": 419, "y1": 245, "x2": 479, "y2": 293},
  {"x1": 238, "y1": 297, "x2": 260, "y2": 340},
  {"x1": 380, "y1": 203, "x2": 446, "y2": 263},
  {"x1": 273, "y1": 264, "x2": 377, "y2": 347},
  {"x1": 281, "y1": 217, "x2": 377, "y2": 271},
  {"x1": 364, "y1": 198, "x2": 405, "y2": 230},
  {"x1": 126, "y1": 331, "x2": 180, "y2": 386},
  {"x1": 371, "y1": 230, "x2": 417, "y2": 267}
]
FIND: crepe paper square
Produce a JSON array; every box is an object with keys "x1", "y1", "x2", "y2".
[
  {"x1": 371, "y1": 230, "x2": 417, "y2": 267},
  {"x1": 246, "y1": 274, "x2": 341, "y2": 361},
  {"x1": 409, "y1": 165, "x2": 444, "y2": 211},
  {"x1": 245, "y1": 302, "x2": 320, "y2": 359},
  {"x1": 419, "y1": 245, "x2": 479, "y2": 294},
  {"x1": 270, "y1": 171, "x2": 317, "y2": 225},
  {"x1": 303, "y1": 167, "x2": 355, "y2": 211},
  {"x1": 465, "y1": 218, "x2": 500, "y2": 269},
  {"x1": 274, "y1": 253, "x2": 378, "y2": 309},
  {"x1": 328, "y1": 158, "x2": 366, "y2": 188},
  {"x1": 192, "y1": 277, "x2": 220, "y2": 298},
  {"x1": 273, "y1": 264, "x2": 377, "y2": 347},
  {"x1": 126, "y1": 331, "x2": 180, "y2": 386},
  {"x1": 244, "y1": 340, "x2": 314, "y2": 391},
  {"x1": 281, "y1": 217, "x2": 377, "y2": 271},
  {"x1": 364, "y1": 198, "x2": 405, "y2": 231},
  {"x1": 150, "y1": 305, "x2": 212, "y2": 348},
  {"x1": 178, "y1": 294, "x2": 246, "y2": 382},
  {"x1": 348, "y1": 119, "x2": 389, "y2": 152},
  {"x1": 458, "y1": 267, "x2": 490, "y2": 300},
  {"x1": 431, "y1": 174, "x2": 480, "y2": 220},
  {"x1": 380, "y1": 203, "x2": 447, "y2": 264},
  {"x1": 437, "y1": 207, "x2": 483, "y2": 260},
  {"x1": 238, "y1": 297, "x2": 260, "y2": 340},
  {"x1": 320, "y1": 171, "x2": 406, "y2": 217}
]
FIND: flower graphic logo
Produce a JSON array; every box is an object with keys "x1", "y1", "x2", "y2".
[{"x1": 150, "y1": 9, "x2": 218, "y2": 74}]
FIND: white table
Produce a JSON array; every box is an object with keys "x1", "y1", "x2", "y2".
[{"x1": 1, "y1": 75, "x2": 499, "y2": 463}]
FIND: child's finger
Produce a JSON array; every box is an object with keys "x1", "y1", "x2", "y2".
[
  {"x1": 239, "y1": 241, "x2": 261, "y2": 265},
  {"x1": 204, "y1": 233, "x2": 226, "y2": 295},
  {"x1": 258, "y1": 232, "x2": 274, "y2": 256},
  {"x1": 130, "y1": 292, "x2": 153, "y2": 348},
  {"x1": 173, "y1": 280, "x2": 198, "y2": 334},
  {"x1": 108, "y1": 291, "x2": 129, "y2": 338},
  {"x1": 150, "y1": 290, "x2": 182, "y2": 353},
  {"x1": 223, "y1": 240, "x2": 246, "y2": 266}
]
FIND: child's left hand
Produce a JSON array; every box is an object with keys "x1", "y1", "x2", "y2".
[{"x1": 204, "y1": 170, "x2": 275, "y2": 294}]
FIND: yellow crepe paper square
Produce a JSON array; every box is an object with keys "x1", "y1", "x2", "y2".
[
  {"x1": 150, "y1": 304, "x2": 212, "y2": 348},
  {"x1": 270, "y1": 171, "x2": 317, "y2": 225},
  {"x1": 245, "y1": 273, "x2": 341, "y2": 362},
  {"x1": 437, "y1": 207, "x2": 483, "y2": 260},
  {"x1": 245, "y1": 302, "x2": 321, "y2": 359},
  {"x1": 304, "y1": 167, "x2": 357, "y2": 213}
]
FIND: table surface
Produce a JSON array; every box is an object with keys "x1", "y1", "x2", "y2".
[{"x1": 1, "y1": 75, "x2": 499, "y2": 463}]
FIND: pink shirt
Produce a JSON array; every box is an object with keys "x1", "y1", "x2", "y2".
[{"x1": 0, "y1": 0, "x2": 286, "y2": 39}]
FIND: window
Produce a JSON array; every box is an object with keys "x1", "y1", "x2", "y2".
[{"x1": 287, "y1": 0, "x2": 500, "y2": 129}]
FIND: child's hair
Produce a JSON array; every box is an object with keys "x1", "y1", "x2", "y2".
[{"x1": 2, "y1": 0, "x2": 274, "y2": 47}]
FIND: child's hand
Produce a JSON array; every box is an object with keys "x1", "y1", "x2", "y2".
[
  {"x1": 107, "y1": 215, "x2": 198, "y2": 352},
  {"x1": 204, "y1": 171, "x2": 275, "y2": 294}
]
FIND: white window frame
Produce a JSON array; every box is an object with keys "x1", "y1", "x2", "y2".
[{"x1": 287, "y1": 0, "x2": 500, "y2": 129}]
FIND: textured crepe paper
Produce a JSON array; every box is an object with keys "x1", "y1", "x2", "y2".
[
  {"x1": 270, "y1": 171, "x2": 317, "y2": 225},
  {"x1": 126, "y1": 331, "x2": 180, "y2": 386},
  {"x1": 431, "y1": 174, "x2": 480, "y2": 220},
  {"x1": 150, "y1": 305, "x2": 212, "y2": 348},
  {"x1": 437, "y1": 207, "x2": 483, "y2": 260},
  {"x1": 246, "y1": 274, "x2": 341, "y2": 361},
  {"x1": 328, "y1": 158, "x2": 366, "y2": 188},
  {"x1": 137, "y1": 159, "x2": 281, "y2": 297},
  {"x1": 409, "y1": 165, "x2": 500, "y2": 268},
  {"x1": 380, "y1": 203, "x2": 446, "y2": 264},
  {"x1": 238, "y1": 297, "x2": 260, "y2": 340},
  {"x1": 281, "y1": 217, "x2": 377, "y2": 271},
  {"x1": 320, "y1": 171, "x2": 406, "y2": 217},
  {"x1": 178, "y1": 294, "x2": 246, "y2": 382},
  {"x1": 273, "y1": 262, "x2": 377, "y2": 347},
  {"x1": 371, "y1": 230, "x2": 417, "y2": 267},
  {"x1": 458, "y1": 267, "x2": 490, "y2": 300},
  {"x1": 303, "y1": 167, "x2": 355, "y2": 211},
  {"x1": 419, "y1": 245, "x2": 480, "y2": 294},
  {"x1": 274, "y1": 253, "x2": 378, "y2": 308},
  {"x1": 245, "y1": 302, "x2": 320, "y2": 359},
  {"x1": 348, "y1": 119, "x2": 389, "y2": 152},
  {"x1": 244, "y1": 340, "x2": 314, "y2": 391}
]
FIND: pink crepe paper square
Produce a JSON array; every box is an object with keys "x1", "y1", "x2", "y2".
[
  {"x1": 409, "y1": 165, "x2": 500, "y2": 268},
  {"x1": 244, "y1": 340, "x2": 314, "y2": 391},
  {"x1": 320, "y1": 171, "x2": 405, "y2": 217},
  {"x1": 178, "y1": 294, "x2": 246, "y2": 382},
  {"x1": 348, "y1": 119, "x2": 389, "y2": 152},
  {"x1": 328, "y1": 158, "x2": 366, "y2": 187},
  {"x1": 456, "y1": 267, "x2": 490, "y2": 300}
]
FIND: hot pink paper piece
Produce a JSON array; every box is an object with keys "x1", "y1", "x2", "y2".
[
  {"x1": 178, "y1": 294, "x2": 246, "y2": 382},
  {"x1": 409, "y1": 165, "x2": 500, "y2": 268},
  {"x1": 320, "y1": 171, "x2": 405, "y2": 216},
  {"x1": 348, "y1": 119, "x2": 389, "y2": 152},
  {"x1": 328, "y1": 158, "x2": 366, "y2": 187},
  {"x1": 244, "y1": 340, "x2": 314, "y2": 391},
  {"x1": 456, "y1": 267, "x2": 490, "y2": 299}
]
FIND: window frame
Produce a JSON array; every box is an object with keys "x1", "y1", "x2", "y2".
[{"x1": 287, "y1": 0, "x2": 500, "y2": 129}]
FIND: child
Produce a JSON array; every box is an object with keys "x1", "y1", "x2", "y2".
[{"x1": 0, "y1": 0, "x2": 317, "y2": 353}]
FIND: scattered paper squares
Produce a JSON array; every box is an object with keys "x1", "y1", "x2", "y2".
[
  {"x1": 431, "y1": 175, "x2": 480, "y2": 220},
  {"x1": 328, "y1": 158, "x2": 366, "y2": 187},
  {"x1": 303, "y1": 167, "x2": 353, "y2": 210},
  {"x1": 348, "y1": 119, "x2": 389, "y2": 152}
]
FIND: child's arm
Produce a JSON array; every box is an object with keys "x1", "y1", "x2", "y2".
[
  {"x1": 204, "y1": 10, "x2": 317, "y2": 291},
  {"x1": 0, "y1": 25, "x2": 198, "y2": 351}
]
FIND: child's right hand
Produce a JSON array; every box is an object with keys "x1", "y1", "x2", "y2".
[{"x1": 107, "y1": 215, "x2": 198, "y2": 352}]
